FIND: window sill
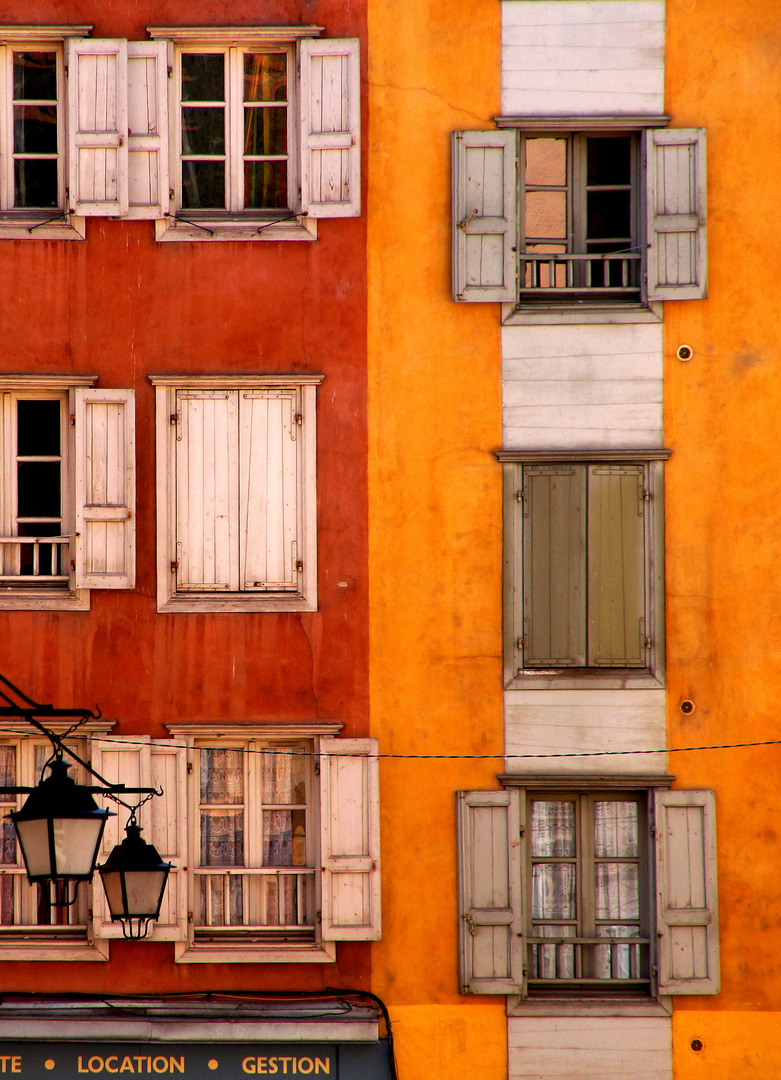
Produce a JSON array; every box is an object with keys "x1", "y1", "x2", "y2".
[
  {"x1": 175, "y1": 940, "x2": 336, "y2": 964},
  {"x1": 507, "y1": 993, "x2": 672, "y2": 1018},
  {"x1": 158, "y1": 593, "x2": 317, "y2": 614},
  {"x1": 0, "y1": 936, "x2": 108, "y2": 961},
  {"x1": 155, "y1": 215, "x2": 317, "y2": 243},
  {"x1": 0, "y1": 588, "x2": 89, "y2": 611},
  {"x1": 505, "y1": 669, "x2": 665, "y2": 691},
  {"x1": 502, "y1": 300, "x2": 662, "y2": 326},
  {"x1": 0, "y1": 215, "x2": 86, "y2": 241}
]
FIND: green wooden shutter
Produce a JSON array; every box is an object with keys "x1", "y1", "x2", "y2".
[
  {"x1": 522, "y1": 465, "x2": 586, "y2": 667},
  {"x1": 587, "y1": 465, "x2": 646, "y2": 667}
]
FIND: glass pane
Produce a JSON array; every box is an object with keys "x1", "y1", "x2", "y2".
[
  {"x1": 34, "y1": 744, "x2": 51, "y2": 783},
  {"x1": 199, "y1": 873, "x2": 243, "y2": 925},
  {"x1": 263, "y1": 808, "x2": 306, "y2": 867},
  {"x1": 531, "y1": 800, "x2": 575, "y2": 856},
  {"x1": 200, "y1": 809, "x2": 244, "y2": 866},
  {"x1": 595, "y1": 863, "x2": 640, "y2": 920},
  {"x1": 525, "y1": 191, "x2": 567, "y2": 240},
  {"x1": 13, "y1": 52, "x2": 57, "y2": 101},
  {"x1": 531, "y1": 924, "x2": 575, "y2": 979},
  {"x1": 587, "y1": 190, "x2": 631, "y2": 240},
  {"x1": 245, "y1": 161, "x2": 288, "y2": 210},
  {"x1": 525, "y1": 138, "x2": 566, "y2": 186},
  {"x1": 244, "y1": 106, "x2": 287, "y2": 157},
  {"x1": 200, "y1": 748, "x2": 243, "y2": 803},
  {"x1": 17, "y1": 399, "x2": 60, "y2": 457},
  {"x1": 0, "y1": 876, "x2": 13, "y2": 925},
  {"x1": 244, "y1": 53, "x2": 287, "y2": 102},
  {"x1": 17, "y1": 462, "x2": 60, "y2": 518},
  {"x1": 0, "y1": 747, "x2": 15, "y2": 798},
  {"x1": 181, "y1": 54, "x2": 224, "y2": 102},
  {"x1": 587, "y1": 136, "x2": 631, "y2": 186},
  {"x1": 532, "y1": 863, "x2": 575, "y2": 920},
  {"x1": 182, "y1": 160, "x2": 225, "y2": 210},
  {"x1": 594, "y1": 801, "x2": 638, "y2": 857},
  {"x1": 595, "y1": 924, "x2": 642, "y2": 979},
  {"x1": 181, "y1": 106, "x2": 225, "y2": 157},
  {"x1": 14, "y1": 105, "x2": 57, "y2": 154},
  {"x1": 14, "y1": 159, "x2": 58, "y2": 209},
  {"x1": 261, "y1": 747, "x2": 307, "y2": 804}
]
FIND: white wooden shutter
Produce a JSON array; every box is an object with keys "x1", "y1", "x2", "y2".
[
  {"x1": 300, "y1": 38, "x2": 360, "y2": 218},
  {"x1": 66, "y1": 38, "x2": 129, "y2": 216},
  {"x1": 240, "y1": 390, "x2": 300, "y2": 592},
  {"x1": 655, "y1": 789, "x2": 719, "y2": 994},
  {"x1": 126, "y1": 41, "x2": 169, "y2": 219},
  {"x1": 457, "y1": 789, "x2": 525, "y2": 995},
  {"x1": 646, "y1": 128, "x2": 707, "y2": 300},
  {"x1": 320, "y1": 737, "x2": 380, "y2": 941},
  {"x1": 74, "y1": 388, "x2": 136, "y2": 589},
  {"x1": 452, "y1": 130, "x2": 517, "y2": 302},
  {"x1": 92, "y1": 737, "x2": 187, "y2": 943}
]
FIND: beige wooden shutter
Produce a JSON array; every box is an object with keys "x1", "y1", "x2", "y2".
[
  {"x1": 457, "y1": 790, "x2": 525, "y2": 995},
  {"x1": 320, "y1": 737, "x2": 381, "y2": 941},
  {"x1": 522, "y1": 465, "x2": 586, "y2": 667},
  {"x1": 176, "y1": 390, "x2": 239, "y2": 592},
  {"x1": 587, "y1": 464, "x2": 646, "y2": 667},
  {"x1": 655, "y1": 789, "x2": 720, "y2": 994},
  {"x1": 74, "y1": 388, "x2": 136, "y2": 589},
  {"x1": 646, "y1": 128, "x2": 707, "y2": 301},
  {"x1": 239, "y1": 390, "x2": 300, "y2": 592},
  {"x1": 66, "y1": 38, "x2": 129, "y2": 216},
  {"x1": 300, "y1": 38, "x2": 360, "y2": 218},
  {"x1": 452, "y1": 130, "x2": 517, "y2": 302},
  {"x1": 126, "y1": 41, "x2": 169, "y2": 219}
]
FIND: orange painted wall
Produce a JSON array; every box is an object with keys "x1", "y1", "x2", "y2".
[
  {"x1": 664, "y1": 0, "x2": 781, "y2": 1072},
  {"x1": 366, "y1": 0, "x2": 506, "y2": 1075}
]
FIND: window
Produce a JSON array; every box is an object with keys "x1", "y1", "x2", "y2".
[
  {"x1": 457, "y1": 785, "x2": 720, "y2": 1003},
  {"x1": 498, "y1": 450, "x2": 668, "y2": 688},
  {"x1": 0, "y1": 379, "x2": 136, "y2": 609},
  {"x1": 152, "y1": 376, "x2": 320, "y2": 613},
  {"x1": 452, "y1": 124, "x2": 707, "y2": 321}
]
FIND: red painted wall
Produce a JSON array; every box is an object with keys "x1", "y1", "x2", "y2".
[{"x1": 0, "y1": 0, "x2": 368, "y2": 992}]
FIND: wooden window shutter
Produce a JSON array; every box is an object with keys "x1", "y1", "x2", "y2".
[
  {"x1": 587, "y1": 464, "x2": 646, "y2": 667},
  {"x1": 175, "y1": 391, "x2": 239, "y2": 592},
  {"x1": 126, "y1": 41, "x2": 169, "y2": 219},
  {"x1": 320, "y1": 737, "x2": 381, "y2": 941},
  {"x1": 239, "y1": 391, "x2": 300, "y2": 592},
  {"x1": 299, "y1": 38, "x2": 360, "y2": 218},
  {"x1": 646, "y1": 128, "x2": 707, "y2": 300},
  {"x1": 522, "y1": 465, "x2": 586, "y2": 667},
  {"x1": 74, "y1": 388, "x2": 136, "y2": 590},
  {"x1": 456, "y1": 790, "x2": 525, "y2": 995},
  {"x1": 654, "y1": 789, "x2": 720, "y2": 994},
  {"x1": 452, "y1": 130, "x2": 517, "y2": 302},
  {"x1": 66, "y1": 38, "x2": 129, "y2": 217}
]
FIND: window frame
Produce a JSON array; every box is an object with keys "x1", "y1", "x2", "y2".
[
  {"x1": 498, "y1": 449, "x2": 669, "y2": 689},
  {"x1": 152, "y1": 375, "x2": 321, "y2": 614}
]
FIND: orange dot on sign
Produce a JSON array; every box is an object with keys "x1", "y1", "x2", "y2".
[
  {"x1": 208, "y1": 1061, "x2": 219, "y2": 1071},
  {"x1": 45, "y1": 1062, "x2": 55, "y2": 1071}
]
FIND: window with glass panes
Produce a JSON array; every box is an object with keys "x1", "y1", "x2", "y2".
[
  {"x1": 178, "y1": 47, "x2": 292, "y2": 214},
  {"x1": 195, "y1": 741, "x2": 315, "y2": 938},
  {"x1": 528, "y1": 792, "x2": 649, "y2": 988},
  {"x1": 1, "y1": 48, "x2": 62, "y2": 210},
  {"x1": 0, "y1": 391, "x2": 70, "y2": 587}
]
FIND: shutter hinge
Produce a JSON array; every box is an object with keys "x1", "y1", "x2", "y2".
[
  {"x1": 315, "y1": 758, "x2": 321, "y2": 776},
  {"x1": 167, "y1": 65, "x2": 173, "y2": 77},
  {"x1": 171, "y1": 560, "x2": 179, "y2": 572},
  {"x1": 188, "y1": 911, "x2": 193, "y2": 923},
  {"x1": 516, "y1": 489, "x2": 524, "y2": 502},
  {"x1": 316, "y1": 910, "x2": 322, "y2": 924},
  {"x1": 644, "y1": 489, "x2": 651, "y2": 501},
  {"x1": 296, "y1": 560, "x2": 303, "y2": 573},
  {"x1": 650, "y1": 825, "x2": 657, "y2": 836},
  {"x1": 70, "y1": 414, "x2": 76, "y2": 426},
  {"x1": 71, "y1": 560, "x2": 76, "y2": 571},
  {"x1": 517, "y1": 637, "x2": 525, "y2": 649},
  {"x1": 645, "y1": 637, "x2": 652, "y2": 650},
  {"x1": 170, "y1": 412, "x2": 179, "y2": 426},
  {"x1": 295, "y1": 412, "x2": 303, "y2": 426},
  {"x1": 187, "y1": 761, "x2": 193, "y2": 774}
]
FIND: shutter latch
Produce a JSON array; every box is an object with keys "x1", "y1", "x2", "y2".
[
  {"x1": 457, "y1": 208, "x2": 478, "y2": 231},
  {"x1": 463, "y1": 913, "x2": 477, "y2": 938}
]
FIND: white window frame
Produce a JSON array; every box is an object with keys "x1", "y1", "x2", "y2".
[
  {"x1": 498, "y1": 449, "x2": 668, "y2": 690},
  {"x1": 0, "y1": 27, "x2": 89, "y2": 240},
  {"x1": 152, "y1": 375, "x2": 321, "y2": 614}
]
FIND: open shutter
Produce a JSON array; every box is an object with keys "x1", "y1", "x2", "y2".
[
  {"x1": 522, "y1": 465, "x2": 586, "y2": 667},
  {"x1": 74, "y1": 388, "x2": 135, "y2": 589},
  {"x1": 452, "y1": 130, "x2": 516, "y2": 302},
  {"x1": 126, "y1": 41, "x2": 169, "y2": 219},
  {"x1": 240, "y1": 390, "x2": 300, "y2": 592},
  {"x1": 587, "y1": 464, "x2": 646, "y2": 667},
  {"x1": 457, "y1": 790, "x2": 524, "y2": 995},
  {"x1": 646, "y1": 128, "x2": 707, "y2": 300},
  {"x1": 66, "y1": 38, "x2": 128, "y2": 216},
  {"x1": 655, "y1": 789, "x2": 719, "y2": 994},
  {"x1": 320, "y1": 737, "x2": 380, "y2": 941},
  {"x1": 300, "y1": 38, "x2": 360, "y2": 218}
]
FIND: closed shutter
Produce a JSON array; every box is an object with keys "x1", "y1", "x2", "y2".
[
  {"x1": 587, "y1": 464, "x2": 646, "y2": 667},
  {"x1": 655, "y1": 789, "x2": 720, "y2": 994},
  {"x1": 300, "y1": 39, "x2": 360, "y2": 218},
  {"x1": 320, "y1": 737, "x2": 381, "y2": 941},
  {"x1": 176, "y1": 390, "x2": 239, "y2": 592},
  {"x1": 457, "y1": 790, "x2": 525, "y2": 995},
  {"x1": 126, "y1": 41, "x2": 169, "y2": 219},
  {"x1": 66, "y1": 38, "x2": 128, "y2": 216},
  {"x1": 646, "y1": 128, "x2": 707, "y2": 301},
  {"x1": 522, "y1": 465, "x2": 586, "y2": 667},
  {"x1": 74, "y1": 388, "x2": 135, "y2": 590},
  {"x1": 452, "y1": 130, "x2": 517, "y2": 302},
  {"x1": 239, "y1": 390, "x2": 300, "y2": 592}
]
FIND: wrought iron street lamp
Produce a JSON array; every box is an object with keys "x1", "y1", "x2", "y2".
[{"x1": 98, "y1": 817, "x2": 171, "y2": 939}]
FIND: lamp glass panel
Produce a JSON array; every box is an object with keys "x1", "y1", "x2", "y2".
[
  {"x1": 51, "y1": 817, "x2": 104, "y2": 877},
  {"x1": 122, "y1": 869, "x2": 168, "y2": 916},
  {"x1": 15, "y1": 817, "x2": 52, "y2": 877},
  {"x1": 100, "y1": 869, "x2": 124, "y2": 915}
]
